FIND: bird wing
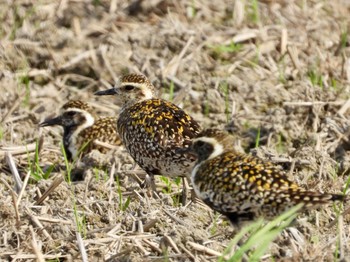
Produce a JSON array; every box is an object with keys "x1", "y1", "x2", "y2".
[
  {"x1": 138, "y1": 99, "x2": 200, "y2": 147},
  {"x1": 194, "y1": 152, "x2": 300, "y2": 214},
  {"x1": 81, "y1": 117, "x2": 121, "y2": 146}
]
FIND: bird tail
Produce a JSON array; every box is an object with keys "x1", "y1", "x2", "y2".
[{"x1": 289, "y1": 190, "x2": 346, "y2": 207}]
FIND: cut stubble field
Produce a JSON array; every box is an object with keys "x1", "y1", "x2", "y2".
[{"x1": 1, "y1": 0, "x2": 350, "y2": 261}]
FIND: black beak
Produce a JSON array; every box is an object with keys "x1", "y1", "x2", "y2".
[
  {"x1": 94, "y1": 88, "x2": 117, "y2": 96},
  {"x1": 39, "y1": 116, "x2": 62, "y2": 127}
]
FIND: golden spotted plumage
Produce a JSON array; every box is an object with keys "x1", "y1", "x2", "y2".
[
  {"x1": 95, "y1": 74, "x2": 201, "y2": 178},
  {"x1": 40, "y1": 100, "x2": 121, "y2": 161},
  {"x1": 62, "y1": 100, "x2": 92, "y2": 113},
  {"x1": 78, "y1": 116, "x2": 121, "y2": 154},
  {"x1": 190, "y1": 129, "x2": 345, "y2": 224}
]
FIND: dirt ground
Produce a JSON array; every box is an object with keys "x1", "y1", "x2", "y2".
[{"x1": 1, "y1": 0, "x2": 350, "y2": 261}]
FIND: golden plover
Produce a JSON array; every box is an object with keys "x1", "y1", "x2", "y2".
[
  {"x1": 40, "y1": 100, "x2": 121, "y2": 161},
  {"x1": 188, "y1": 128, "x2": 345, "y2": 224},
  {"x1": 95, "y1": 74, "x2": 201, "y2": 188}
]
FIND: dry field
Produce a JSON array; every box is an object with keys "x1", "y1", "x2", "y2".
[{"x1": 1, "y1": 0, "x2": 350, "y2": 261}]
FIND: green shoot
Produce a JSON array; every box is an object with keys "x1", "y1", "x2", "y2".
[
  {"x1": 162, "y1": 81, "x2": 175, "y2": 102},
  {"x1": 61, "y1": 143, "x2": 73, "y2": 184},
  {"x1": 248, "y1": 0, "x2": 260, "y2": 24},
  {"x1": 160, "y1": 176, "x2": 172, "y2": 194},
  {"x1": 159, "y1": 176, "x2": 182, "y2": 206},
  {"x1": 210, "y1": 212, "x2": 221, "y2": 236},
  {"x1": 255, "y1": 127, "x2": 261, "y2": 148},
  {"x1": 330, "y1": 78, "x2": 338, "y2": 90},
  {"x1": 0, "y1": 125, "x2": 3, "y2": 140},
  {"x1": 208, "y1": 41, "x2": 242, "y2": 60},
  {"x1": 28, "y1": 140, "x2": 55, "y2": 181},
  {"x1": 340, "y1": 30, "x2": 348, "y2": 51},
  {"x1": 92, "y1": 0, "x2": 101, "y2": 6},
  {"x1": 173, "y1": 177, "x2": 182, "y2": 187},
  {"x1": 93, "y1": 167, "x2": 100, "y2": 181},
  {"x1": 243, "y1": 121, "x2": 251, "y2": 130},
  {"x1": 276, "y1": 133, "x2": 285, "y2": 154},
  {"x1": 333, "y1": 200, "x2": 344, "y2": 261},
  {"x1": 92, "y1": 167, "x2": 109, "y2": 182},
  {"x1": 73, "y1": 200, "x2": 87, "y2": 238},
  {"x1": 168, "y1": 81, "x2": 174, "y2": 102},
  {"x1": 307, "y1": 69, "x2": 324, "y2": 88},
  {"x1": 162, "y1": 248, "x2": 170, "y2": 262},
  {"x1": 190, "y1": 0, "x2": 197, "y2": 18},
  {"x1": 210, "y1": 42, "x2": 242, "y2": 54},
  {"x1": 328, "y1": 164, "x2": 339, "y2": 181},
  {"x1": 61, "y1": 139, "x2": 92, "y2": 183},
  {"x1": 116, "y1": 176, "x2": 130, "y2": 211},
  {"x1": 219, "y1": 204, "x2": 302, "y2": 261},
  {"x1": 310, "y1": 235, "x2": 319, "y2": 244}
]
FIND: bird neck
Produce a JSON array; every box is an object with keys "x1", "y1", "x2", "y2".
[
  {"x1": 62, "y1": 113, "x2": 95, "y2": 161},
  {"x1": 121, "y1": 96, "x2": 152, "y2": 110}
]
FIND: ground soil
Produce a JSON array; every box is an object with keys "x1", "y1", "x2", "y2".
[{"x1": 1, "y1": 0, "x2": 350, "y2": 261}]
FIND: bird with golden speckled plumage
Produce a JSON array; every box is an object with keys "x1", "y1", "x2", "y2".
[
  {"x1": 187, "y1": 128, "x2": 346, "y2": 225},
  {"x1": 95, "y1": 74, "x2": 201, "y2": 195},
  {"x1": 40, "y1": 100, "x2": 121, "y2": 162}
]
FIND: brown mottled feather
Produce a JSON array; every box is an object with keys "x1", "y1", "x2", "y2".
[{"x1": 79, "y1": 117, "x2": 122, "y2": 154}]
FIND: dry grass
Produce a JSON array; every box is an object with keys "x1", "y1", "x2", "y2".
[{"x1": 1, "y1": 0, "x2": 350, "y2": 261}]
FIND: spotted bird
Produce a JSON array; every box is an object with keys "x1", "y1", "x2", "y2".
[
  {"x1": 95, "y1": 74, "x2": 201, "y2": 188},
  {"x1": 188, "y1": 128, "x2": 345, "y2": 224},
  {"x1": 40, "y1": 100, "x2": 121, "y2": 161}
]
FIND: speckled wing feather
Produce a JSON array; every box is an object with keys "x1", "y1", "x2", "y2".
[
  {"x1": 119, "y1": 99, "x2": 200, "y2": 145},
  {"x1": 79, "y1": 117, "x2": 121, "y2": 153},
  {"x1": 194, "y1": 151, "x2": 344, "y2": 220},
  {"x1": 118, "y1": 98, "x2": 200, "y2": 176}
]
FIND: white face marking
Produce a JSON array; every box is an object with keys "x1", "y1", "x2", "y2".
[
  {"x1": 190, "y1": 136, "x2": 224, "y2": 202},
  {"x1": 121, "y1": 83, "x2": 154, "y2": 100},
  {"x1": 191, "y1": 163, "x2": 203, "y2": 192},
  {"x1": 67, "y1": 108, "x2": 95, "y2": 159},
  {"x1": 194, "y1": 137, "x2": 224, "y2": 160}
]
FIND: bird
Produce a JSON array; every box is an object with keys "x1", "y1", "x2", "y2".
[
  {"x1": 188, "y1": 128, "x2": 345, "y2": 225},
  {"x1": 94, "y1": 73, "x2": 201, "y2": 194},
  {"x1": 39, "y1": 100, "x2": 121, "y2": 162}
]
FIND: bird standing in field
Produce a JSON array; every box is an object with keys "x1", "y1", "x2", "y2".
[
  {"x1": 188, "y1": 128, "x2": 345, "y2": 224},
  {"x1": 95, "y1": 74, "x2": 201, "y2": 193},
  {"x1": 40, "y1": 100, "x2": 121, "y2": 161}
]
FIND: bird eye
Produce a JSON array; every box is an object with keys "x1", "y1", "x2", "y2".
[
  {"x1": 66, "y1": 111, "x2": 77, "y2": 117},
  {"x1": 195, "y1": 140, "x2": 205, "y2": 147},
  {"x1": 124, "y1": 85, "x2": 135, "y2": 91}
]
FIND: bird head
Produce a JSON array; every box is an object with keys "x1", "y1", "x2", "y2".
[
  {"x1": 177, "y1": 129, "x2": 234, "y2": 163},
  {"x1": 95, "y1": 74, "x2": 156, "y2": 107},
  {"x1": 39, "y1": 100, "x2": 95, "y2": 129}
]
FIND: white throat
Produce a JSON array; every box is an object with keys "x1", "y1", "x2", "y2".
[
  {"x1": 191, "y1": 137, "x2": 224, "y2": 201},
  {"x1": 68, "y1": 109, "x2": 95, "y2": 159},
  {"x1": 142, "y1": 86, "x2": 154, "y2": 100}
]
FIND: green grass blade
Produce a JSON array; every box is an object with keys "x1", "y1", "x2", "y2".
[{"x1": 222, "y1": 204, "x2": 302, "y2": 261}]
